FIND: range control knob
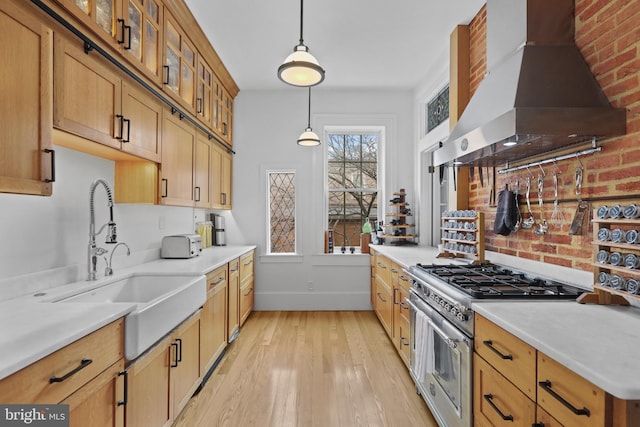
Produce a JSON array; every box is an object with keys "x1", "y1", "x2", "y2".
[
  {"x1": 450, "y1": 308, "x2": 458, "y2": 317},
  {"x1": 456, "y1": 312, "x2": 466, "y2": 321}
]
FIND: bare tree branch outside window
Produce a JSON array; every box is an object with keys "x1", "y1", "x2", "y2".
[{"x1": 327, "y1": 133, "x2": 378, "y2": 248}]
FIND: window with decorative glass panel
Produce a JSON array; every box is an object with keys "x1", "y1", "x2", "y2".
[
  {"x1": 268, "y1": 171, "x2": 296, "y2": 254},
  {"x1": 327, "y1": 133, "x2": 379, "y2": 251}
]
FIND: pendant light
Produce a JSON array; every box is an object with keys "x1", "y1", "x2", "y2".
[
  {"x1": 297, "y1": 87, "x2": 321, "y2": 146},
  {"x1": 278, "y1": 0, "x2": 325, "y2": 87}
]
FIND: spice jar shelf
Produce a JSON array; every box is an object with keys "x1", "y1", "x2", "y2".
[
  {"x1": 578, "y1": 207, "x2": 640, "y2": 305},
  {"x1": 437, "y1": 211, "x2": 485, "y2": 263}
]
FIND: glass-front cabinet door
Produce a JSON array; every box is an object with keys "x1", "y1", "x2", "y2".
[
  {"x1": 123, "y1": 0, "x2": 162, "y2": 84},
  {"x1": 163, "y1": 12, "x2": 196, "y2": 112},
  {"x1": 196, "y1": 58, "x2": 214, "y2": 126},
  {"x1": 58, "y1": 0, "x2": 119, "y2": 41},
  {"x1": 55, "y1": 0, "x2": 162, "y2": 84}
]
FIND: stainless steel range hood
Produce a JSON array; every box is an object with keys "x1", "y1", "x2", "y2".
[{"x1": 434, "y1": 0, "x2": 626, "y2": 167}]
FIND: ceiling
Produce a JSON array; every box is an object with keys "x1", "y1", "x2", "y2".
[{"x1": 184, "y1": 0, "x2": 486, "y2": 91}]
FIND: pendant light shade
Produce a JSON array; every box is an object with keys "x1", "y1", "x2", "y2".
[
  {"x1": 298, "y1": 87, "x2": 320, "y2": 146},
  {"x1": 278, "y1": 0, "x2": 325, "y2": 87}
]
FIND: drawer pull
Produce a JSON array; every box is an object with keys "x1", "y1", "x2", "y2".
[
  {"x1": 538, "y1": 380, "x2": 590, "y2": 417},
  {"x1": 50, "y1": 358, "x2": 93, "y2": 383},
  {"x1": 399, "y1": 301, "x2": 409, "y2": 310},
  {"x1": 483, "y1": 340, "x2": 513, "y2": 360},
  {"x1": 243, "y1": 287, "x2": 254, "y2": 297},
  {"x1": 377, "y1": 292, "x2": 387, "y2": 303},
  {"x1": 117, "y1": 370, "x2": 128, "y2": 406},
  {"x1": 483, "y1": 394, "x2": 514, "y2": 421},
  {"x1": 390, "y1": 268, "x2": 398, "y2": 273},
  {"x1": 399, "y1": 336, "x2": 409, "y2": 346},
  {"x1": 170, "y1": 342, "x2": 179, "y2": 368},
  {"x1": 212, "y1": 276, "x2": 225, "y2": 286},
  {"x1": 377, "y1": 262, "x2": 387, "y2": 269},
  {"x1": 243, "y1": 258, "x2": 253, "y2": 267}
]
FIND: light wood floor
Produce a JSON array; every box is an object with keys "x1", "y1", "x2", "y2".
[{"x1": 173, "y1": 311, "x2": 437, "y2": 427}]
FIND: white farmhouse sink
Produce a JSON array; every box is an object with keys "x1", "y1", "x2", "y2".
[{"x1": 56, "y1": 273, "x2": 206, "y2": 360}]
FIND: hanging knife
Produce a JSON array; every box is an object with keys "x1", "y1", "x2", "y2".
[
  {"x1": 453, "y1": 163, "x2": 457, "y2": 191},
  {"x1": 470, "y1": 166, "x2": 475, "y2": 182},
  {"x1": 479, "y1": 165, "x2": 484, "y2": 187}
]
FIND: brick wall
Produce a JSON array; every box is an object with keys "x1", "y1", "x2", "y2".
[{"x1": 466, "y1": 1, "x2": 640, "y2": 273}]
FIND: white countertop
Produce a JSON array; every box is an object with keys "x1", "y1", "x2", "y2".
[
  {"x1": 0, "y1": 245, "x2": 255, "y2": 381},
  {"x1": 474, "y1": 301, "x2": 640, "y2": 400},
  {"x1": 0, "y1": 301, "x2": 134, "y2": 380},
  {"x1": 369, "y1": 244, "x2": 465, "y2": 269}
]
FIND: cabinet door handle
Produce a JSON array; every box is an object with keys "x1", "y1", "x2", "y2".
[
  {"x1": 243, "y1": 259, "x2": 253, "y2": 267},
  {"x1": 212, "y1": 276, "x2": 225, "y2": 286},
  {"x1": 377, "y1": 292, "x2": 387, "y2": 303},
  {"x1": 399, "y1": 336, "x2": 409, "y2": 346},
  {"x1": 483, "y1": 340, "x2": 513, "y2": 360},
  {"x1": 221, "y1": 192, "x2": 227, "y2": 205},
  {"x1": 393, "y1": 288, "x2": 399, "y2": 304},
  {"x1": 377, "y1": 262, "x2": 387, "y2": 269},
  {"x1": 122, "y1": 118, "x2": 130, "y2": 142},
  {"x1": 117, "y1": 370, "x2": 128, "y2": 406},
  {"x1": 399, "y1": 275, "x2": 409, "y2": 282},
  {"x1": 115, "y1": 114, "x2": 124, "y2": 140},
  {"x1": 123, "y1": 24, "x2": 131, "y2": 50},
  {"x1": 391, "y1": 268, "x2": 398, "y2": 273},
  {"x1": 243, "y1": 287, "x2": 253, "y2": 297},
  {"x1": 161, "y1": 178, "x2": 168, "y2": 198},
  {"x1": 483, "y1": 394, "x2": 514, "y2": 421},
  {"x1": 43, "y1": 148, "x2": 55, "y2": 183},
  {"x1": 195, "y1": 186, "x2": 201, "y2": 202},
  {"x1": 117, "y1": 19, "x2": 126, "y2": 45},
  {"x1": 399, "y1": 301, "x2": 409, "y2": 310},
  {"x1": 176, "y1": 338, "x2": 183, "y2": 363},
  {"x1": 538, "y1": 380, "x2": 590, "y2": 417},
  {"x1": 163, "y1": 65, "x2": 170, "y2": 85},
  {"x1": 222, "y1": 122, "x2": 228, "y2": 136},
  {"x1": 50, "y1": 358, "x2": 93, "y2": 383},
  {"x1": 170, "y1": 342, "x2": 179, "y2": 367},
  {"x1": 197, "y1": 97, "x2": 203, "y2": 114}
]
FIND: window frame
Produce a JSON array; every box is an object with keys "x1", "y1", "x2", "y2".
[
  {"x1": 265, "y1": 169, "x2": 298, "y2": 255},
  {"x1": 323, "y1": 126, "x2": 384, "y2": 252}
]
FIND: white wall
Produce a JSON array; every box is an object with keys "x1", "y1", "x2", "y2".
[{"x1": 228, "y1": 88, "x2": 415, "y2": 310}]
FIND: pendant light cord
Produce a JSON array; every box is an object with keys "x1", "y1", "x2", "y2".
[
  {"x1": 307, "y1": 87, "x2": 312, "y2": 128},
  {"x1": 299, "y1": 0, "x2": 305, "y2": 46}
]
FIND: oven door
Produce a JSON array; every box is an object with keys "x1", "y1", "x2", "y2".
[{"x1": 409, "y1": 291, "x2": 472, "y2": 427}]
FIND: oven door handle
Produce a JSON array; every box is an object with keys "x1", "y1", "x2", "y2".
[{"x1": 407, "y1": 299, "x2": 459, "y2": 349}]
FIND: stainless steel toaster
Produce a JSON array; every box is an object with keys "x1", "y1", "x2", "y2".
[{"x1": 160, "y1": 234, "x2": 202, "y2": 258}]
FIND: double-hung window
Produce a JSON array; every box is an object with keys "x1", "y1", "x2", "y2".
[{"x1": 327, "y1": 132, "x2": 379, "y2": 249}]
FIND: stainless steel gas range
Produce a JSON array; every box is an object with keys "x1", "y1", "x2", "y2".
[{"x1": 405, "y1": 262, "x2": 583, "y2": 427}]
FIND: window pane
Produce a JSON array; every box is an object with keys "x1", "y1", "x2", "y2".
[
  {"x1": 269, "y1": 172, "x2": 296, "y2": 253},
  {"x1": 326, "y1": 131, "x2": 379, "y2": 251}
]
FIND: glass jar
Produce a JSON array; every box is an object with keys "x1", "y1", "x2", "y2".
[
  {"x1": 596, "y1": 250, "x2": 610, "y2": 264},
  {"x1": 609, "y1": 204, "x2": 623, "y2": 219},
  {"x1": 611, "y1": 228, "x2": 625, "y2": 243},
  {"x1": 624, "y1": 253, "x2": 640, "y2": 269},
  {"x1": 625, "y1": 229, "x2": 640, "y2": 244},
  {"x1": 596, "y1": 205, "x2": 609, "y2": 219},
  {"x1": 626, "y1": 278, "x2": 640, "y2": 295},
  {"x1": 609, "y1": 251, "x2": 623, "y2": 266},
  {"x1": 597, "y1": 228, "x2": 611, "y2": 242},
  {"x1": 610, "y1": 274, "x2": 625, "y2": 290},
  {"x1": 597, "y1": 272, "x2": 611, "y2": 286},
  {"x1": 623, "y1": 204, "x2": 640, "y2": 219}
]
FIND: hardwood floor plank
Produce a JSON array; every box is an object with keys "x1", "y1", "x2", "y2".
[{"x1": 173, "y1": 311, "x2": 437, "y2": 427}]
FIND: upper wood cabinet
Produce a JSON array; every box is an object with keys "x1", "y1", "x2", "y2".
[
  {"x1": 211, "y1": 143, "x2": 232, "y2": 210},
  {"x1": 0, "y1": 0, "x2": 54, "y2": 196},
  {"x1": 160, "y1": 110, "x2": 195, "y2": 206},
  {"x1": 213, "y1": 77, "x2": 233, "y2": 145},
  {"x1": 54, "y1": 34, "x2": 162, "y2": 162},
  {"x1": 53, "y1": 0, "x2": 164, "y2": 84},
  {"x1": 122, "y1": 0, "x2": 163, "y2": 83},
  {"x1": 163, "y1": 11, "x2": 196, "y2": 112},
  {"x1": 193, "y1": 131, "x2": 212, "y2": 208}
]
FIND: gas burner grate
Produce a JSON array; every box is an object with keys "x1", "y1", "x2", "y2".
[{"x1": 415, "y1": 263, "x2": 582, "y2": 299}]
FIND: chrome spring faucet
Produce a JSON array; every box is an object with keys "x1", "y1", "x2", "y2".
[{"x1": 88, "y1": 179, "x2": 117, "y2": 281}]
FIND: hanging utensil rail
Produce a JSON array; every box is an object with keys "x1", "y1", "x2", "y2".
[{"x1": 497, "y1": 146, "x2": 601, "y2": 175}]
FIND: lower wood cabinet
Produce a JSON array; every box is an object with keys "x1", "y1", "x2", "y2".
[
  {"x1": 239, "y1": 251, "x2": 255, "y2": 326},
  {"x1": 228, "y1": 257, "x2": 240, "y2": 341},
  {"x1": 200, "y1": 265, "x2": 228, "y2": 374},
  {"x1": 62, "y1": 359, "x2": 126, "y2": 427},
  {"x1": 373, "y1": 277, "x2": 392, "y2": 337},
  {"x1": 474, "y1": 353, "x2": 536, "y2": 426},
  {"x1": 125, "y1": 311, "x2": 201, "y2": 427},
  {"x1": 474, "y1": 313, "x2": 640, "y2": 427}
]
